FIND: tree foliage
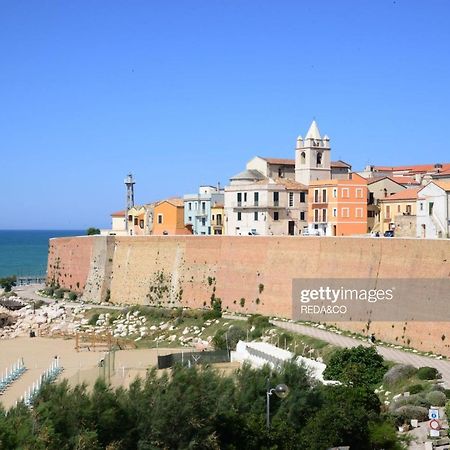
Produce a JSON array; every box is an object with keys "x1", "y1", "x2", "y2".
[
  {"x1": 0, "y1": 275, "x2": 16, "y2": 293},
  {"x1": 0, "y1": 362, "x2": 401, "y2": 450},
  {"x1": 323, "y1": 345, "x2": 387, "y2": 387},
  {"x1": 86, "y1": 228, "x2": 100, "y2": 236}
]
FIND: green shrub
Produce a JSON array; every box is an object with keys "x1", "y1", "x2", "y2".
[
  {"x1": 444, "y1": 389, "x2": 450, "y2": 399},
  {"x1": 212, "y1": 326, "x2": 246, "y2": 351},
  {"x1": 425, "y1": 390, "x2": 447, "y2": 406},
  {"x1": 417, "y1": 366, "x2": 440, "y2": 380},
  {"x1": 323, "y1": 345, "x2": 387, "y2": 387},
  {"x1": 390, "y1": 393, "x2": 430, "y2": 411},
  {"x1": 248, "y1": 314, "x2": 270, "y2": 329},
  {"x1": 0, "y1": 275, "x2": 16, "y2": 293},
  {"x1": 383, "y1": 364, "x2": 417, "y2": 386},
  {"x1": 54, "y1": 289, "x2": 64, "y2": 299},
  {"x1": 88, "y1": 313, "x2": 100, "y2": 326},
  {"x1": 407, "y1": 384, "x2": 424, "y2": 395},
  {"x1": 68, "y1": 292, "x2": 77, "y2": 301},
  {"x1": 392, "y1": 405, "x2": 428, "y2": 426},
  {"x1": 43, "y1": 287, "x2": 55, "y2": 296}
]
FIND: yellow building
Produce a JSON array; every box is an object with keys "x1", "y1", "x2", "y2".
[
  {"x1": 127, "y1": 205, "x2": 149, "y2": 236},
  {"x1": 211, "y1": 204, "x2": 225, "y2": 235},
  {"x1": 378, "y1": 188, "x2": 419, "y2": 235}
]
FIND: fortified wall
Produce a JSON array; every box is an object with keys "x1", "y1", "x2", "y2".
[{"x1": 48, "y1": 235, "x2": 450, "y2": 356}]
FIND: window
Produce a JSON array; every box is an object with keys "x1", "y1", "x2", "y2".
[
  {"x1": 342, "y1": 188, "x2": 350, "y2": 198},
  {"x1": 300, "y1": 211, "x2": 305, "y2": 221},
  {"x1": 237, "y1": 212, "x2": 242, "y2": 221},
  {"x1": 314, "y1": 189, "x2": 319, "y2": 202},
  {"x1": 201, "y1": 218, "x2": 206, "y2": 226},
  {"x1": 139, "y1": 220, "x2": 144, "y2": 229},
  {"x1": 212, "y1": 215, "x2": 215, "y2": 220},
  {"x1": 244, "y1": 193, "x2": 247, "y2": 202},
  {"x1": 217, "y1": 214, "x2": 222, "y2": 226},
  {"x1": 420, "y1": 202, "x2": 424, "y2": 211},
  {"x1": 406, "y1": 205, "x2": 411, "y2": 215},
  {"x1": 134, "y1": 218, "x2": 138, "y2": 225},
  {"x1": 356, "y1": 188, "x2": 363, "y2": 198},
  {"x1": 274, "y1": 212, "x2": 279, "y2": 221},
  {"x1": 322, "y1": 209, "x2": 327, "y2": 222},
  {"x1": 188, "y1": 202, "x2": 192, "y2": 211},
  {"x1": 342, "y1": 208, "x2": 349, "y2": 218},
  {"x1": 254, "y1": 192, "x2": 259, "y2": 206},
  {"x1": 368, "y1": 192, "x2": 374, "y2": 204},
  {"x1": 237, "y1": 192, "x2": 242, "y2": 206},
  {"x1": 332, "y1": 208, "x2": 337, "y2": 217},
  {"x1": 300, "y1": 152, "x2": 306, "y2": 164},
  {"x1": 333, "y1": 188, "x2": 337, "y2": 198},
  {"x1": 157, "y1": 214, "x2": 163, "y2": 224},
  {"x1": 201, "y1": 202, "x2": 206, "y2": 212},
  {"x1": 397, "y1": 205, "x2": 401, "y2": 213},
  {"x1": 322, "y1": 189, "x2": 327, "y2": 203},
  {"x1": 288, "y1": 192, "x2": 294, "y2": 207},
  {"x1": 314, "y1": 209, "x2": 319, "y2": 222},
  {"x1": 300, "y1": 192, "x2": 306, "y2": 203},
  {"x1": 368, "y1": 211, "x2": 375, "y2": 218},
  {"x1": 429, "y1": 202, "x2": 434, "y2": 215},
  {"x1": 128, "y1": 215, "x2": 132, "y2": 222},
  {"x1": 254, "y1": 211, "x2": 258, "y2": 221},
  {"x1": 386, "y1": 206, "x2": 390, "y2": 219},
  {"x1": 188, "y1": 216, "x2": 192, "y2": 222},
  {"x1": 316, "y1": 152, "x2": 322, "y2": 166},
  {"x1": 273, "y1": 191, "x2": 279, "y2": 206},
  {"x1": 356, "y1": 208, "x2": 363, "y2": 218}
]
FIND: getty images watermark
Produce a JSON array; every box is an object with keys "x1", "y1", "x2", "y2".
[{"x1": 292, "y1": 279, "x2": 450, "y2": 321}]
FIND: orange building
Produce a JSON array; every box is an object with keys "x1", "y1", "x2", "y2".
[
  {"x1": 307, "y1": 175, "x2": 368, "y2": 236},
  {"x1": 153, "y1": 198, "x2": 193, "y2": 235}
]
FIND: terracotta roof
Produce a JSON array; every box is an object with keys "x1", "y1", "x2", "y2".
[
  {"x1": 253, "y1": 178, "x2": 307, "y2": 190},
  {"x1": 331, "y1": 160, "x2": 351, "y2": 168},
  {"x1": 260, "y1": 157, "x2": 295, "y2": 165},
  {"x1": 391, "y1": 176, "x2": 420, "y2": 185},
  {"x1": 157, "y1": 198, "x2": 184, "y2": 208},
  {"x1": 111, "y1": 210, "x2": 126, "y2": 217},
  {"x1": 379, "y1": 188, "x2": 419, "y2": 201},
  {"x1": 434, "y1": 181, "x2": 450, "y2": 191},
  {"x1": 275, "y1": 178, "x2": 308, "y2": 190},
  {"x1": 373, "y1": 163, "x2": 450, "y2": 174}
]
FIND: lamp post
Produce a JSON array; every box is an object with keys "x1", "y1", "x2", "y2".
[{"x1": 266, "y1": 380, "x2": 289, "y2": 429}]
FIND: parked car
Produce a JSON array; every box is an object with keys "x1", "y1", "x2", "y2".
[
  {"x1": 302, "y1": 229, "x2": 320, "y2": 236},
  {"x1": 384, "y1": 230, "x2": 394, "y2": 237}
]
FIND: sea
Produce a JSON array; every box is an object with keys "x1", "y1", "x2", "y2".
[{"x1": 0, "y1": 230, "x2": 84, "y2": 278}]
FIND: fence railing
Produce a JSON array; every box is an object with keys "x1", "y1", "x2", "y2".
[{"x1": 157, "y1": 350, "x2": 230, "y2": 369}]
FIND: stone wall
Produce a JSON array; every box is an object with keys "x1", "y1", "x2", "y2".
[{"x1": 47, "y1": 235, "x2": 450, "y2": 356}]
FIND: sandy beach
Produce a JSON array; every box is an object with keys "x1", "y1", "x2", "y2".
[{"x1": 0, "y1": 336, "x2": 187, "y2": 410}]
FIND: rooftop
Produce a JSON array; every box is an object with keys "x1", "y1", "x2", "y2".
[{"x1": 379, "y1": 188, "x2": 419, "y2": 201}]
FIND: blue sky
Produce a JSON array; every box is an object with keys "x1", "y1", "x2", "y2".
[{"x1": 1, "y1": 0, "x2": 449, "y2": 229}]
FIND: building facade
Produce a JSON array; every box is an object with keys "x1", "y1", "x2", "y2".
[
  {"x1": 307, "y1": 176, "x2": 368, "y2": 236},
  {"x1": 417, "y1": 182, "x2": 450, "y2": 238},
  {"x1": 225, "y1": 178, "x2": 308, "y2": 235},
  {"x1": 153, "y1": 199, "x2": 192, "y2": 236},
  {"x1": 183, "y1": 186, "x2": 224, "y2": 235},
  {"x1": 378, "y1": 188, "x2": 419, "y2": 235},
  {"x1": 367, "y1": 177, "x2": 406, "y2": 233}
]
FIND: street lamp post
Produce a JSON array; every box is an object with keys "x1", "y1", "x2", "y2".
[{"x1": 266, "y1": 379, "x2": 289, "y2": 429}]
